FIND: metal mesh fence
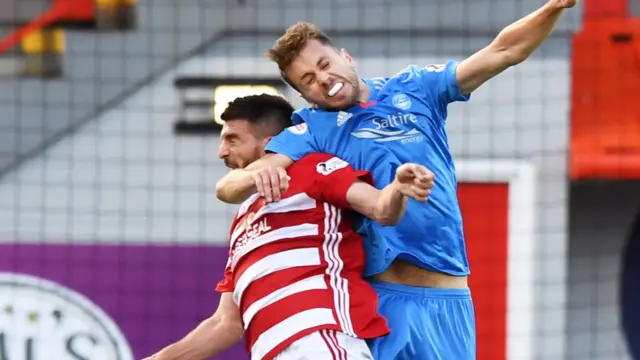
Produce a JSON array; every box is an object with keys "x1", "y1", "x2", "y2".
[{"x1": 0, "y1": 1, "x2": 636, "y2": 359}]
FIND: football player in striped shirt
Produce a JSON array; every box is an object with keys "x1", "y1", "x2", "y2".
[{"x1": 144, "y1": 94, "x2": 433, "y2": 360}]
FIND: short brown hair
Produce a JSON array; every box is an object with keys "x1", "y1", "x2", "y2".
[{"x1": 266, "y1": 22, "x2": 335, "y2": 71}]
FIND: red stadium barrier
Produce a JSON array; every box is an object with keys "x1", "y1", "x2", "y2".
[
  {"x1": 570, "y1": 0, "x2": 640, "y2": 180},
  {"x1": 53, "y1": 0, "x2": 95, "y2": 23},
  {"x1": 584, "y1": 0, "x2": 627, "y2": 19},
  {"x1": 0, "y1": 0, "x2": 94, "y2": 55},
  {"x1": 460, "y1": 183, "x2": 508, "y2": 360}
]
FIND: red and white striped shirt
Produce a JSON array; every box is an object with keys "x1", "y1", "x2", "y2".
[{"x1": 216, "y1": 153, "x2": 390, "y2": 360}]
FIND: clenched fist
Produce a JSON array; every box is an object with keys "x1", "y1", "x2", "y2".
[
  {"x1": 550, "y1": 0, "x2": 578, "y2": 9},
  {"x1": 393, "y1": 163, "x2": 435, "y2": 203}
]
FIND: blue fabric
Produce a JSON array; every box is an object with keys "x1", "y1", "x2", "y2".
[
  {"x1": 266, "y1": 61, "x2": 471, "y2": 277},
  {"x1": 367, "y1": 281, "x2": 476, "y2": 360}
]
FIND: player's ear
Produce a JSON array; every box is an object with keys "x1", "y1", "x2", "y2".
[
  {"x1": 340, "y1": 48, "x2": 355, "y2": 65},
  {"x1": 261, "y1": 136, "x2": 273, "y2": 148}
]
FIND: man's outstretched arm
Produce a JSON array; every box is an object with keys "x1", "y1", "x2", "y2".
[
  {"x1": 313, "y1": 159, "x2": 434, "y2": 226},
  {"x1": 216, "y1": 153, "x2": 294, "y2": 204},
  {"x1": 456, "y1": 0, "x2": 578, "y2": 94},
  {"x1": 143, "y1": 293, "x2": 243, "y2": 360},
  {"x1": 346, "y1": 163, "x2": 433, "y2": 226}
]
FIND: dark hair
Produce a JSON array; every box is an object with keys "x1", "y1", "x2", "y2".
[{"x1": 220, "y1": 94, "x2": 294, "y2": 137}]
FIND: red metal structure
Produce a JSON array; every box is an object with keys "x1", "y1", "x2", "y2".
[
  {"x1": 0, "y1": 0, "x2": 94, "y2": 55},
  {"x1": 571, "y1": 0, "x2": 640, "y2": 180}
]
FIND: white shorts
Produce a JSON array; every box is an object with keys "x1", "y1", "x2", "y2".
[{"x1": 272, "y1": 329, "x2": 373, "y2": 360}]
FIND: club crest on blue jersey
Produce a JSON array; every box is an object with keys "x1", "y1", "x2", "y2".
[
  {"x1": 287, "y1": 123, "x2": 308, "y2": 135},
  {"x1": 392, "y1": 93, "x2": 412, "y2": 110},
  {"x1": 425, "y1": 63, "x2": 446, "y2": 72}
]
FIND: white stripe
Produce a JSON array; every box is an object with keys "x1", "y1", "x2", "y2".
[
  {"x1": 232, "y1": 193, "x2": 261, "y2": 239},
  {"x1": 251, "y1": 308, "x2": 336, "y2": 360},
  {"x1": 332, "y1": 206, "x2": 355, "y2": 336},
  {"x1": 322, "y1": 204, "x2": 355, "y2": 337},
  {"x1": 256, "y1": 193, "x2": 317, "y2": 216},
  {"x1": 242, "y1": 274, "x2": 327, "y2": 329},
  {"x1": 230, "y1": 222, "x2": 245, "y2": 245},
  {"x1": 328, "y1": 330, "x2": 347, "y2": 360},
  {"x1": 322, "y1": 204, "x2": 341, "y2": 328},
  {"x1": 230, "y1": 193, "x2": 317, "y2": 245},
  {"x1": 237, "y1": 193, "x2": 261, "y2": 218},
  {"x1": 233, "y1": 248, "x2": 320, "y2": 305},
  {"x1": 319, "y1": 330, "x2": 341, "y2": 359},
  {"x1": 327, "y1": 205, "x2": 348, "y2": 332},
  {"x1": 231, "y1": 223, "x2": 319, "y2": 269},
  {"x1": 371, "y1": 77, "x2": 386, "y2": 84},
  {"x1": 393, "y1": 66, "x2": 411, "y2": 78}
]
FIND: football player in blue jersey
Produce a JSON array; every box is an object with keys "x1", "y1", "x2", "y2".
[{"x1": 215, "y1": 1, "x2": 578, "y2": 359}]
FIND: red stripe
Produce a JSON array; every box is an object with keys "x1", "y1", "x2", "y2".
[
  {"x1": 330, "y1": 330, "x2": 348, "y2": 360},
  {"x1": 233, "y1": 236, "x2": 322, "y2": 278},
  {"x1": 319, "y1": 330, "x2": 340, "y2": 360},
  {"x1": 244, "y1": 292, "x2": 337, "y2": 343},
  {"x1": 238, "y1": 264, "x2": 326, "y2": 313}
]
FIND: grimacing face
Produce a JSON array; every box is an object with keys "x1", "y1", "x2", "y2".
[
  {"x1": 217, "y1": 120, "x2": 268, "y2": 169},
  {"x1": 284, "y1": 40, "x2": 362, "y2": 110}
]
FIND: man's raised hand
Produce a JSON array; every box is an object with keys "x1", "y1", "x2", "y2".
[{"x1": 250, "y1": 167, "x2": 289, "y2": 203}]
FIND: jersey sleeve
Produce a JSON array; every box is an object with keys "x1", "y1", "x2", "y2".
[
  {"x1": 265, "y1": 121, "x2": 319, "y2": 161},
  {"x1": 303, "y1": 153, "x2": 373, "y2": 209},
  {"x1": 417, "y1": 61, "x2": 469, "y2": 103},
  {"x1": 215, "y1": 256, "x2": 234, "y2": 293},
  {"x1": 401, "y1": 61, "x2": 469, "y2": 123}
]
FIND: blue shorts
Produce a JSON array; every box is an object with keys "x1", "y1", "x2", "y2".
[{"x1": 366, "y1": 281, "x2": 476, "y2": 360}]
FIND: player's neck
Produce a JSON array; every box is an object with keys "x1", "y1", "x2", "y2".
[{"x1": 357, "y1": 79, "x2": 371, "y2": 103}]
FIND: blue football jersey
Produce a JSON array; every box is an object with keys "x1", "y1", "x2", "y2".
[{"x1": 265, "y1": 60, "x2": 471, "y2": 277}]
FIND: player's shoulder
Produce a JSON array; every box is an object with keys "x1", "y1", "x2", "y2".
[
  {"x1": 289, "y1": 153, "x2": 350, "y2": 176},
  {"x1": 281, "y1": 108, "x2": 314, "y2": 137},
  {"x1": 367, "y1": 76, "x2": 391, "y2": 92},
  {"x1": 282, "y1": 122, "x2": 310, "y2": 137},
  {"x1": 292, "y1": 107, "x2": 312, "y2": 124},
  {"x1": 391, "y1": 64, "x2": 422, "y2": 79},
  {"x1": 289, "y1": 107, "x2": 339, "y2": 138},
  {"x1": 293, "y1": 106, "x2": 334, "y2": 123},
  {"x1": 391, "y1": 61, "x2": 457, "y2": 82}
]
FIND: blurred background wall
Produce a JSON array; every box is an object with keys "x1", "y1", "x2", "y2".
[{"x1": 0, "y1": 1, "x2": 638, "y2": 359}]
